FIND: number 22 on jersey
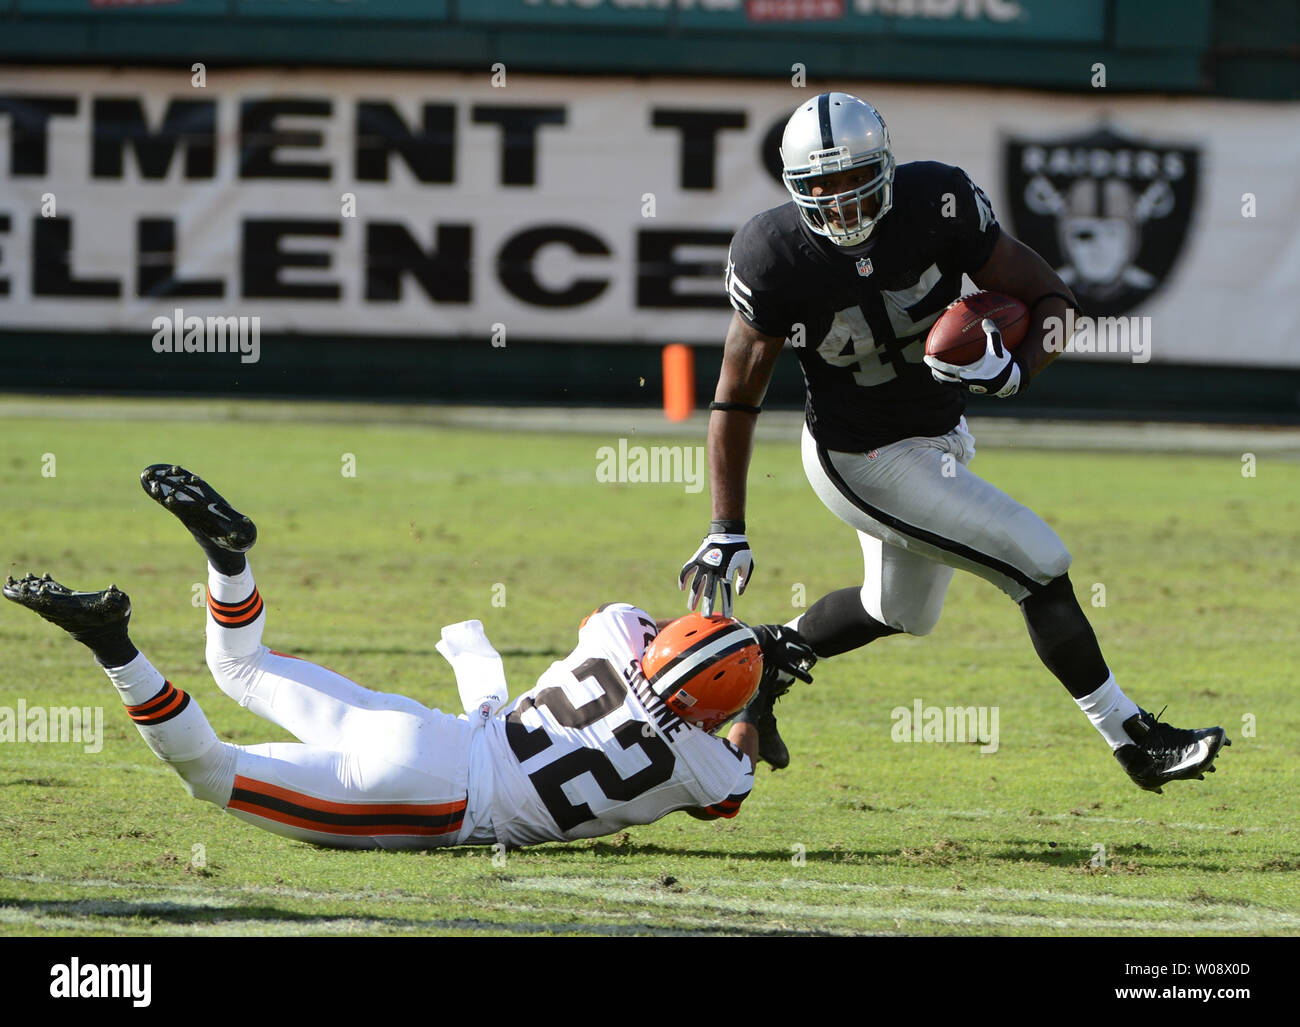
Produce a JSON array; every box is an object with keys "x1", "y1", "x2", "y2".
[{"x1": 504, "y1": 657, "x2": 675, "y2": 832}]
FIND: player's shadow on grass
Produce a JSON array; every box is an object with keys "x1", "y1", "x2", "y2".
[
  {"x1": 0, "y1": 897, "x2": 778, "y2": 936},
  {"x1": 1, "y1": 896, "x2": 519, "y2": 933},
  {"x1": 0, "y1": 777, "x2": 75, "y2": 788},
  {"x1": 986, "y1": 843, "x2": 1080, "y2": 868},
  {"x1": 296, "y1": 841, "x2": 900, "y2": 864},
  {"x1": 563, "y1": 841, "x2": 897, "y2": 863}
]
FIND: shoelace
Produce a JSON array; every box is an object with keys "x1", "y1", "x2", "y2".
[{"x1": 1144, "y1": 708, "x2": 1205, "y2": 754}]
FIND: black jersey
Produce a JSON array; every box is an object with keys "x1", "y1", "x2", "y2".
[{"x1": 725, "y1": 161, "x2": 1001, "y2": 452}]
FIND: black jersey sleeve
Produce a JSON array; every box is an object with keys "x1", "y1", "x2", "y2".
[
  {"x1": 931, "y1": 164, "x2": 1002, "y2": 273},
  {"x1": 724, "y1": 211, "x2": 802, "y2": 339}
]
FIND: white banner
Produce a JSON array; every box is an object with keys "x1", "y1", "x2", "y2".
[{"x1": 0, "y1": 68, "x2": 1296, "y2": 366}]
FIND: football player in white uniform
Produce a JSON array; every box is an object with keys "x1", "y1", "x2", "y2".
[
  {"x1": 679, "y1": 93, "x2": 1228, "y2": 793},
  {"x1": 4, "y1": 466, "x2": 809, "y2": 850}
]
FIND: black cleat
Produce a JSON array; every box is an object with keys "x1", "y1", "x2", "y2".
[
  {"x1": 3, "y1": 573, "x2": 131, "y2": 636},
  {"x1": 141, "y1": 464, "x2": 256, "y2": 553},
  {"x1": 749, "y1": 690, "x2": 791, "y2": 771},
  {"x1": 742, "y1": 624, "x2": 817, "y2": 770},
  {"x1": 1114, "y1": 708, "x2": 1230, "y2": 794}
]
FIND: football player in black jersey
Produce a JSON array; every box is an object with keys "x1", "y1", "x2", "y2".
[{"x1": 678, "y1": 92, "x2": 1227, "y2": 794}]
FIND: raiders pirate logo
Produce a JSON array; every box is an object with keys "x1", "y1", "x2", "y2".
[{"x1": 1004, "y1": 126, "x2": 1200, "y2": 318}]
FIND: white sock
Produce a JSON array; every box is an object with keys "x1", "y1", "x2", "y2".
[
  {"x1": 206, "y1": 560, "x2": 265, "y2": 659},
  {"x1": 102, "y1": 650, "x2": 168, "y2": 706},
  {"x1": 207, "y1": 561, "x2": 255, "y2": 606},
  {"x1": 1075, "y1": 671, "x2": 1141, "y2": 750},
  {"x1": 102, "y1": 651, "x2": 223, "y2": 763}
]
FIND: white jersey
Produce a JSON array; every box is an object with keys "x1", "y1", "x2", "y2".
[{"x1": 482, "y1": 604, "x2": 755, "y2": 847}]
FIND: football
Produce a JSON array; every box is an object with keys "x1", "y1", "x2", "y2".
[{"x1": 925, "y1": 292, "x2": 1029, "y2": 366}]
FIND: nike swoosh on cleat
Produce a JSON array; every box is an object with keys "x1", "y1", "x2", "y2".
[
  {"x1": 1167, "y1": 739, "x2": 1212, "y2": 775},
  {"x1": 207, "y1": 503, "x2": 230, "y2": 521}
]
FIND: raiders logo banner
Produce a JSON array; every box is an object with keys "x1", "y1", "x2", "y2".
[
  {"x1": 1004, "y1": 127, "x2": 1200, "y2": 319},
  {"x1": 0, "y1": 69, "x2": 1296, "y2": 368}
]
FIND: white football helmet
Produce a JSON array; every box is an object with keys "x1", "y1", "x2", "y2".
[{"x1": 779, "y1": 93, "x2": 895, "y2": 248}]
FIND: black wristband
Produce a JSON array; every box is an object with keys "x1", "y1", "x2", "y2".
[
  {"x1": 709, "y1": 401, "x2": 762, "y2": 415},
  {"x1": 710, "y1": 519, "x2": 745, "y2": 535}
]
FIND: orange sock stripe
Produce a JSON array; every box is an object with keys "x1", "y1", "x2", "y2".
[
  {"x1": 130, "y1": 688, "x2": 183, "y2": 723},
  {"x1": 208, "y1": 594, "x2": 264, "y2": 626},
  {"x1": 126, "y1": 681, "x2": 175, "y2": 717},
  {"x1": 126, "y1": 681, "x2": 191, "y2": 724},
  {"x1": 208, "y1": 589, "x2": 261, "y2": 614}
]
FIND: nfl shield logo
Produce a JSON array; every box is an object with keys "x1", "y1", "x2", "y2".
[
  {"x1": 855, "y1": 257, "x2": 873, "y2": 277},
  {"x1": 1004, "y1": 125, "x2": 1200, "y2": 317}
]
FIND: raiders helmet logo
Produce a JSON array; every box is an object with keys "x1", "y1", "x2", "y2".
[{"x1": 1003, "y1": 126, "x2": 1200, "y2": 318}]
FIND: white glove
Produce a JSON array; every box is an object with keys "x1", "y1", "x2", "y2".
[
  {"x1": 678, "y1": 532, "x2": 753, "y2": 617},
  {"x1": 435, "y1": 620, "x2": 509, "y2": 726},
  {"x1": 924, "y1": 318, "x2": 1022, "y2": 398}
]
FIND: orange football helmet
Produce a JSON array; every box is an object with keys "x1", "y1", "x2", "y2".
[{"x1": 641, "y1": 613, "x2": 762, "y2": 732}]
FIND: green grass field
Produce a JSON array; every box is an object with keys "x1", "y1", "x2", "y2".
[{"x1": 1, "y1": 398, "x2": 1297, "y2": 937}]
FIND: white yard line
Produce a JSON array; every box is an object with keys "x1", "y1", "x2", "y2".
[{"x1": 506, "y1": 876, "x2": 1300, "y2": 932}]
